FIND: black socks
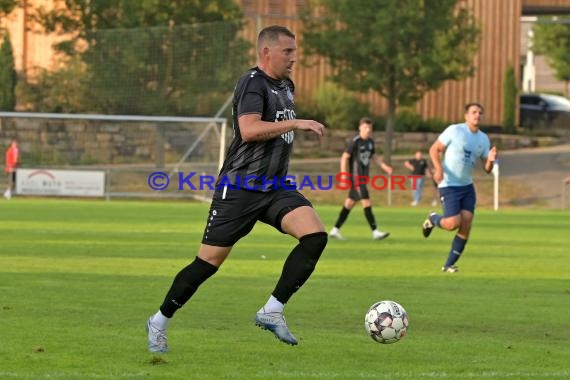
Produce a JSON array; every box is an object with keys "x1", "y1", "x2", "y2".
[
  {"x1": 159, "y1": 256, "x2": 218, "y2": 318},
  {"x1": 272, "y1": 232, "x2": 328, "y2": 304}
]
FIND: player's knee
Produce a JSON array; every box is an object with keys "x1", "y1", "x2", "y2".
[
  {"x1": 299, "y1": 231, "x2": 328, "y2": 261},
  {"x1": 441, "y1": 217, "x2": 461, "y2": 231}
]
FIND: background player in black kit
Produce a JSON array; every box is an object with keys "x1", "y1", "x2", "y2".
[
  {"x1": 146, "y1": 25, "x2": 327, "y2": 352},
  {"x1": 329, "y1": 117, "x2": 393, "y2": 241}
]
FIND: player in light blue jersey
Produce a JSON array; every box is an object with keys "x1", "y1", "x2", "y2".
[{"x1": 422, "y1": 103, "x2": 497, "y2": 273}]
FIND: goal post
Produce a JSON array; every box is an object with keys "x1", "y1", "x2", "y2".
[{"x1": 0, "y1": 111, "x2": 228, "y2": 200}]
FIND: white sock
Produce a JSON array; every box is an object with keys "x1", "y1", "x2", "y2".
[
  {"x1": 150, "y1": 310, "x2": 170, "y2": 330},
  {"x1": 258, "y1": 295, "x2": 284, "y2": 314},
  {"x1": 331, "y1": 227, "x2": 340, "y2": 233}
]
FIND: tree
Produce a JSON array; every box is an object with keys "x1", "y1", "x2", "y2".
[
  {"x1": 31, "y1": 0, "x2": 251, "y2": 115},
  {"x1": 0, "y1": 0, "x2": 18, "y2": 17},
  {"x1": 302, "y1": 0, "x2": 479, "y2": 163},
  {"x1": 502, "y1": 65, "x2": 517, "y2": 133},
  {"x1": 0, "y1": 32, "x2": 17, "y2": 111},
  {"x1": 533, "y1": 19, "x2": 570, "y2": 97},
  {"x1": 312, "y1": 81, "x2": 371, "y2": 130}
]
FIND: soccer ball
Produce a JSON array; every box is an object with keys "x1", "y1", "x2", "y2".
[{"x1": 364, "y1": 300, "x2": 409, "y2": 344}]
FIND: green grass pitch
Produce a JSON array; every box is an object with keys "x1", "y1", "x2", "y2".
[{"x1": 0, "y1": 199, "x2": 569, "y2": 379}]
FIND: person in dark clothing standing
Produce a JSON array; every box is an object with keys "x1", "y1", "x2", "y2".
[
  {"x1": 329, "y1": 117, "x2": 392, "y2": 241},
  {"x1": 146, "y1": 25, "x2": 327, "y2": 352},
  {"x1": 405, "y1": 151, "x2": 429, "y2": 206}
]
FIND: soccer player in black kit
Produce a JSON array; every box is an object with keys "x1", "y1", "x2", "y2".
[
  {"x1": 329, "y1": 117, "x2": 393, "y2": 241},
  {"x1": 146, "y1": 25, "x2": 327, "y2": 352}
]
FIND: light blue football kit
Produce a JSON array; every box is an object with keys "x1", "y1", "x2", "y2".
[
  {"x1": 438, "y1": 123, "x2": 490, "y2": 188},
  {"x1": 437, "y1": 123, "x2": 490, "y2": 216},
  {"x1": 425, "y1": 120, "x2": 493, "y2": 272}
]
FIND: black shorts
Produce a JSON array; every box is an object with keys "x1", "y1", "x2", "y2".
[
  {"x1": 202, "y1": 186, "x2": 313, "y2": 247},
  {"x1": 348, "y1": 184, "x2": 370, "y2": 201}
]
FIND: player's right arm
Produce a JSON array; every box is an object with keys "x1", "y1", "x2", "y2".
[
  {"x1": 239, "y1": 114, "x2": 325, "y2": 142},
  {"x1": 235, "y1": 74, "x2": 325, "y2": 142},
  {"x1": 340, "y1": 152, "x2": 351, "y2": 173},
  {"x1": 429, "y1": 140, "x2": 446, "y2": 184}
]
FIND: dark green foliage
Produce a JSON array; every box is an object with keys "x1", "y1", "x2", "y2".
[
  {"x1": 0, "y1": 33, "x2": 17, "y2": 111},
  {"x1": 533, "y1": 18, "x2": 570, "y2": 97},
  {"x1": 394, "y1": 109, "x2": 447, "y2": 132},
  {"x1": 0, "y1": 0, "x2": 18, "y2": 16},
  {"x1": 28, "y1": 0, "x2": 251, "y2": 115},
  {"x1": 16, "y1": 56, "x2": 89, "y2": 113},
  {"x1": 502, "y1": 65, "x2": 517, "y2": 133},
  {"x1": 373, "y1": 109, "x2": 447, "y2": 133},
  {"x1": 311, "y1": 81, "x2": 371, "y2": 130}
]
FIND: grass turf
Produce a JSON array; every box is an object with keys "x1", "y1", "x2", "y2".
[{"x1": 0, "y1": 199, "x2": 568, "y2": 379}]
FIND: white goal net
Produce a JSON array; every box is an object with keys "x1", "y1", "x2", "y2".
[{"x1": 0, "y1": 111, "x2": 228, "y2": 200}]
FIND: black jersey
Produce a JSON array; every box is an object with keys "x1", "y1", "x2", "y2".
[
  {"x1": 216, "y1": 67, "x2": 296, "y2": 191},
  {"x1": 408, "y1": 158, "x2": 428, "y2": 175},
  {"x1": 346, "y1": 136, "x2": 375, "y2": 176}
]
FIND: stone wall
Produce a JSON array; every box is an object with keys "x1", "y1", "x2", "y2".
[
  {"x1": 293, "y1": 129, "x2": 561, "y2": 158},
  {"x1": 0, "y1": 117, "x2": 562, "y2": 169},
  {"x1": 0, "y1": 117, "x2": 220, "y2": 167}
]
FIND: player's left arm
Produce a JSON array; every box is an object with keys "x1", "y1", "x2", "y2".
[
  {"x1": 373, "y1": 154, "x2": 392, "y2": 175},
  {"x1": 482, "y1": 146, "x2": 497, "y2": 173}
]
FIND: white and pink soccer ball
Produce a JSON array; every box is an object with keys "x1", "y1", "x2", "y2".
[{"x1": 364, "y1": 300, "x2": 409, "y2": 344}]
